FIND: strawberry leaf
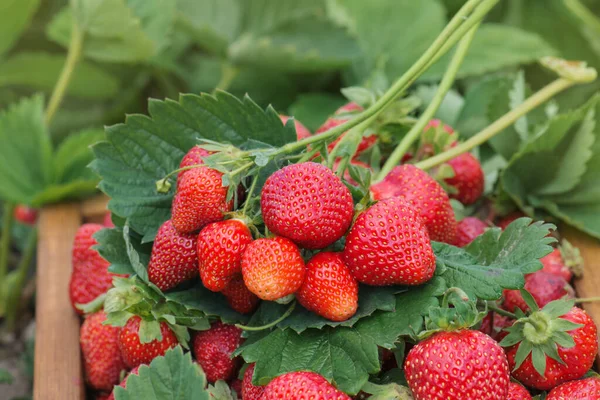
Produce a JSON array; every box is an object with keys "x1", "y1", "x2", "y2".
[
  {"x1": 0, "y1": 0, "x2": 39, "y2": 57},
  {"x1": 114, "y1": 346, "x2": 210, "y2": 400}
]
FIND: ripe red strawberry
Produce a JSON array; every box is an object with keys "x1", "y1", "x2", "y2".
[
  {"x1": 297, "y1": 252, "x2": 359, "y2": 322},
  {"x1": 103, "y1": 212, "x2": 114, "y2": 228},
  {"x1": 80, "y1": 311, "x2": 126, "y2": 391},
  {"x1": 502, "y1": 271, "x2": 574, "y2": 313},
  {"x1": 14, "y1": 204, "x2": 37, "y2": 225},
  {"x1": 425, "y1": 119, "x2": 454, "y2": 134},
  {"x1": 221, "y1": 275, "x2": 260, "y2": 314},
  {"x1": 70, "y1": 223, "x2": 122, "y2": 314},
  {"x1": 118, "y1": 316, "x2": 178, "y2": 369},
  {"x1": 335, "y1": 102, "x2": 363, "y2": 115},
  {"x1": 171, "y1": 166, "x2": 233, "y2": 233},
  {"x1": 491, "y1": 312, "x2": 514, "y2": 341},
  {"x1": 280, "y1": 115, "x2": 312, "y2": 141},
  {"x1": 343, "y1": 197, "x2": 436, "y2": 286},
  {"x1": 241, "y1": 236, "x2": 305, "y2": 301},
  {"x1": 478, "y1": 312, "x2": 493, "y2": 336},
  {"x1": 497, "y1": 211, "x2": 526, "y2": 230},
  {"x1": 370, "y1": 164, "x2": 457, "y2": 243},
  {"x1": 454, "y1": 217, "x2": 487, "y2": 247},
  {"x1": 316, "y1": 103, "x2": 376, "y2": 157},
  {"x1": 230, "y1": 379, "x2": 243, "y2": 396},
  {"x1": 261, "y1": 162, "x2": 354, "y2": 249},
  {"x1": 541, "y1": 241, "x2": 583, "y2": 282},
  {"x1": 261, "y1": 371, "x2": 351, "y2": 400},
  {"x1": 504, "y1": 306, "x2": 598, "y2": 390},
  {"x1": 148, "y1": 219, "x2": 198, "y2": 291},
  {"x1": 197, "y1": 219, "x2": 253, "y2": 292},
  {"x1": 547, "y1": 377, "x2": 600, "y2": 399},
  {"x1": 96, "y1": 392, "x2": 111, "y2": 400},
  {"x1": 242, "y1": 364, "x2": 265, "y2": 400},
  {"x1": 106, "y1": 365, "x2": 141, "y2": 400},
  {"x1": 507, "y1": 382, "x2": 531, "y2": 400},
  {"x1": 405, "y1": 330, "x2": 510, "y2": 400},
  {"x1": 178, "y1": 146, "x2": 212, "y2": 180},
  {"x1": 192, "y1": 322, "x2": 243, "y2": 383},
  {"x1": 444, "y1": 153, "x2": 484, "y2": 205}
]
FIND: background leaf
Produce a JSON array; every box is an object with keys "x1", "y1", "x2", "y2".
[
  {"x1": 287, "y1": 93, "x2": 347, "y2": 131},
  {"x1": 0, "y1": 0, "x2": 40, "y2": 57}
]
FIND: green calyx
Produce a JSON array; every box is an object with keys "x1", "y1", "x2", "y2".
[
  {"x1": 500, "y1": 297, "x2": 583, "y2": 376},
  {"x1": 559, "y1": 239, "x2": 584, "y2": 277}
]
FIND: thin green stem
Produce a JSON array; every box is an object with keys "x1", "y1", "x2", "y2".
[
  {"x1": 377, "y1": 23, "x2": 480, "y2": 181},
  {"x1": 487, "y1": 302, "x2": 517, "y2": 319},
  {"x1": 213, "y1": 62, "x2": 239, "y2": 94},
  {"x1": 0, "y1": 202, "x2": 15, "y2": 302},
  {"x1": 441, "y1": 287, "x2": 470, "y2": 308},
  {"x1": 565, "y1": 0, "x2": 600, "y2": 33},
  {"x1": 5, "y1": 228, "x2": 37, "y2": 332},
  {"x1": 241, "y1": 173, "x2": 260, "y2": 215},
  {"x1": 574, "y1": 297, "x2": 600, "y2": 303},
  {"x1": 236, "y1": 301, "x2": 296, "y2": 331},
  {"x1": 416, "y1": 78, "x2": 575, "y2": 170},
  {"x1": 45, "y1": 23, "x2": 84, "y2": 125}
]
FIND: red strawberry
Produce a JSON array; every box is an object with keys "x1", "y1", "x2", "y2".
[
  {"x1": 148, "y1": 219, "x2": 198, "y2": 291},
  {"x1": 478, "y1": 312, "x2": 493, "y2": 336},
  {"x1": 370, "y1": 164, "x2": 457, "y2": 243},
  {"x1": 80, "y1": 311, "x2": 126, "y2": 391},
  {"x1": 192, "y1": 322, "x2": 242, "y2": 383},
  {"x1": 502, "y1": 271, "x2": 574, "y2": 313},
  {"x1": 454, "y1": 217, "x2": 487, "y2": 247},
  {"x1": 70, "y1": 223, "x2": 122, "y2": 314},
  {"x1": 171, "y1": 167, "x2": 233, "y2": 233},
  {"x1": 507, "y1": 382, "x2": 531, "y2": 400},
  {"x1": 541, "y1": 241, "x2": 583, "y2": 282},
  {"x1": 425, "y1": 119, "x2": 454, "y2": 134},
  {"x1": 197, "y1": 219, "x2": 253, "y2": 292},
  {"x1": 342, "y1": 197, "x2": 436, "y2": 286},
  {"x1": 497, "y1": 212, "x2": 526, "y2": 230},
  {"x1": 505, "y1": 306, "x2": 598, "y2": 390},
  {"x1": 491, "y1": 312, "x2": 514, "y2": 341},
  {"x1": 261, "y1": 371, "x2": 351, "y2": 400},
  {"x1": 14, "y1": 204, "x2": 37, "y2": 225},
  {"x1": 221, "y1": 275, "x2": 260, "y2": 314},
  {"x1": 96, "y1": 393, "x2": 111, "y2": 400},
  {"x1": 280, "y1": 115, "x2": 312, "y2": 141},
  {"x1": 297, "y1": 252, "x2": 359, "y2": 322},
  {"x1": 230, "y1": 379, "x2": 243, "y2": 396},
  {"x1": 405, "y1": 330, "x2": 510, "y2": 400},
  {"x1": 335, "y1": 102, "x2": 363, "y2": 115},
  {"x1": 241, "y1": 236, "x2": 305, "y2": 301},
  {"x1": 547, "y1": 377, "x2": 600, "y2": 399},
  {"x1": 118, "y1": 316, "x2": 178, "y2": 369},
  {"x1": 107, "y1": 365, "x2": 141, "y2": 400},
  {"x1": 178, "y1": 146, "x2": 212, "y2": 181},
  {"x1": 103, "y1": 212, "x2": 114, "y2": 228},
  {"x1": 316, "y1": 103, "x2": 376, "y2": 157},
  {"x1": 444, "y1": 153, "x2": 485, "y2": 205},
  {"x1": 242, "y1": 364, "x2": 265, "y2": 400},
  {"x1": 261, "y1": 162, "x2": 354, "y2": 249}
]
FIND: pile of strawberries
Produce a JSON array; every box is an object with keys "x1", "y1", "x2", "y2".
[{"x1": 71, "y1": 109, "x2": 600, "y2": 399}]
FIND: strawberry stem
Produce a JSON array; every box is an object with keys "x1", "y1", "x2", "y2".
[
  {"x1": 574, "y1": 297, "x2": 600, "y2": 303},
  {"x1": 486, "y1": 302, "x2": 518, "y2": 319},
  {"x1": 235, "y1": 301, "x2": 296, "y2": 331},
  {"x1": 376, "y1": 22, "x2": 480, "y2": 181},
  {"x1": 241, "y1": 174, "x2": 260, "y2": 215}
]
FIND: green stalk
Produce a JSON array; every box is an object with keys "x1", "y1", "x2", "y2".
[
  {"x1": 236, "y1": 301, "x2": 296, "y2": 331},
  {"x1": 0, "y1": 202, "x2": 15, "y2": 303},
  {"x1": 5, "y1": 229, "x2": 37, "y2": 332},
  {"x1": 44, "y1": 23, "x2": 84, "y2": 125},
  {"x1": 377, "y1": 23, "x2": 480, "y2": 181},
  {"x1": 565, "y1": 0, "x2": 600, "y2": 33},
  {"x1": 487, "y1": 302, "x2": 517, "y2": 319},
  {"x1": 415, "y1": 78, "x2": 576, "y2": 170}
]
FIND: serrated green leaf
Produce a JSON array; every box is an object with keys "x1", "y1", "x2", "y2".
[
  {"x1": 139, "y1": 319, "x2": 162, "y2": 344},
  {"x1": 91, "y1": 92, "x2": 295, "y2": 241},
  {"x1": 287, "y1": 93, "x2": 347, "y2": 132},
  {"x1": 0, "y1": 94, "x2": 52, "y2": 205},
  {"x1": 0, "y1": 52, "x2": 119, "y2": 99},
  {"x1": 114, "y1": 347, "x2": 210, "y2": 400},
  {"x1": 94, "y1": 228, "x2": 137, "y2": 276},
  {"x1": 123, "y1": 224, "x2": 150, "y2": 281},
  {"x1": 207, "y1": 380, "x2": 236, "y2": 400},
  {"x1": 53, "y1": 128, "x2": 104, "y2": 183},
  {"x1": 0, "y1": 0, "x2": 40, "y2": 56}
]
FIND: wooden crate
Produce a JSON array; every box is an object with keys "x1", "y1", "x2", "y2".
[{"x1": 32, "y1": 198, "x2": 600, "y2": 400}]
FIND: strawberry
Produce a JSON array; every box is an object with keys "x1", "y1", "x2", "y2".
[
  {"x1": 342, "y1": 197, "x2": 436, "y2": 286},
  {"x1": 497, "y1": 212, "x2": 526, "y2": 230},
  {"x1": 106, "y1": 365, "x2": 141, "y2": 400},
  {"x1": 541, "y1": 241, "x2": 583, "y2": 282},
  {"x1": 444, "y1": 153, "x2": 484, "y2": 205},
  {"x1": 192, "y1": 322, "x2": 243, "y2": 383},
  {"x1": 171, "y1": 166, "x2": 233, "y2": 233},
  {"x1": 547, "y1": 377, "x2": 600, "y2": 399},
  {"x1": 370, "y1": 164, "x2": 457, "y2": 243},
  {"x1": 425, "y1": 119, "x2": 454, "y2": 134},
  {"x1": 478, "y1": 312, "x2": 493, "y2": 336},
  {"x1": 242, "y1": 364, "x2": 265, "y2": 400},
  {"x1": 178, "y1": 146, "x2": 212, "y2": 181},
  {"x1": 96, "y1": 393, "x2": 111, "y2": 400},
  {"x1": 335, "y1": 102, "x2": 363, "y2": 115},
  {"x1": 316, "y1": 103, "x2": 376, "y2": 157},
  {"x1": 261, "y1": 162, "x2": 354, "y2": 249},
  {"x1": 503, "y1": 305, "x2": 598, "y2": 390},
  {"x1": 405, "y1": 330, "x2": 510, "y2": 400},
  {"x1": 280, "y1": 115, "x2": 312, "y2": 141},
  {"x1": 103, "y1": 212, "x2": 114, "y2": 228},
  {"x1": 241, "y1": 236, "x2": 305, "y2": 301},
  {"x1": 70, "y1": 223, "x2": 122, "y2": 314},
  {"x1": 221, "y1": 275, "x2": 260, "y2": 314},
  {"x1": 491, "y1": 312, "x2": 514, "y2": 341},
  {"x1": 454, "y1": 217, "x2": 487, "y2": 247},
  {"x1": 507, "y1": 382, "x2": 531, "y2": 400},
  {"x1": 118, "y1": 316, "x2": 178, "y2": 369},
  {"x1": 80, "y1": 311, "x2": 126, "y2": 391},
  {"x1": 230, "y1": 379, "x2": 243, "y2": 396},
  {"x1": 197, "y1": 219, "x2": 253, "y2": 292},
  {"x1": 14, "y1": 204, "x2": 37, "y2": 225},
  {"x1": 261, "y1": 371, "x2": 351, "y2": 400},
  {"x1": 147, "y1": 219, "x2": 198, "y2": 291},
  {"x1": 296, "y1": 252, "x2": 359, "y2": 322},
  {"x1": 502, "y1": 271, "x2": 574, "y2": 313}
]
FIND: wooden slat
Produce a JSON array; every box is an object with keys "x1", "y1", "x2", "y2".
[
  {"x1": 80, "y1": 195, "x2": 108, "y2": 220},
  {"x1": 565, "y1": 225, "x2": 600, "y2": 367},
  {"x1": 33, "y1": 204, "x2": 85, "y2": 400}
]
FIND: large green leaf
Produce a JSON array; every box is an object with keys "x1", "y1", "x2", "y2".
[
  {"x1": 0, "y1": 0, "x2": 40, "y2": 56},
  {"x1": 53, "y1": 128, "x2": 104, "y2": 183},
  {"x1": 0, "y1": 95, "x2": 52, "y2": 204},
  {"x1": 114, "y1": 346, "x2": 210, "y2": 400},
  {"x1": 91, "y1": 91, "x2": 295, "y2": 241}
]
